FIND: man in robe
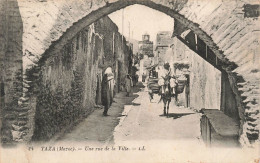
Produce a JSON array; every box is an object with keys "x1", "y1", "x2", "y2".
[
  {"x1": 125, "y1": 74, "x2": 133, "y2": 97},
  {"x1": 158, "y1": 63, "x2": 171, "y2": 95},
  {"x1": 101, "y1": 67, "x2": 115, "y2": 116}
]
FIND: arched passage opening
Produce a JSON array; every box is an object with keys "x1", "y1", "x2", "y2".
[
  {"x1": 2, "y1": 0, "x2": 258, "y2": 147},
  {"x1": 43, "y1": 0, "x2": 230, "y2": 64},
  {"x1": 34, "y1": 0, "x2": 245, "y2": 143}
]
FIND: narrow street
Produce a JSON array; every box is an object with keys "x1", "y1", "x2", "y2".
[
  {"x1": 58, "y1": 85, "x2": 143, "y2": 145},
  {"x1": 60, "y1": 83, "x2": 202, "y2": 147},
  {"x1": 113, "y1": 85, "x2": 201, "y2": 143},
  {"x1": 1, "y1": 1, "x2": 259, "y2": 162}
]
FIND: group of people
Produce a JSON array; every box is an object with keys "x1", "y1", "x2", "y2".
[
  {"x1": 101, "y1": 67, "x2": 133, "y2": 116},
  {"x1": 101, "y1": 63, "x2": 177, "y2": 116}
]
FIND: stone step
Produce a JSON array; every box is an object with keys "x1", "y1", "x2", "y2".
[
  {"x1": 17, "y1": 116, "x2": 28, "y2": 121},
  {"x1": 18, "y1": 112, "x2": 28, "y2": 117},
  {"x1": 4, "y1": 114, "x2": 17, "y2": 121},
  {"x1": 18, "y1": 97, "x2": 29, "y2": 102},
  {"x1": 12, "y1": 124, "x2": 28, "y2": 131},
  {"x1": 14, "y1": 108, "x2": 30, "y2": 112},
  {"x1": 14, "y1": 121, "x2": 27, "y2": 126}
]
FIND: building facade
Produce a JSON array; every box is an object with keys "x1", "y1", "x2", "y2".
[
  {"x1": 170, "y1": 36, "x2": 221, "y2": 109},
  {"x1": 138, "y1": 34, "x2": 153, "y2": 57},
  {"x1": 137, "y1": 34, "x2": 154, "y2": 82},
  {"x1": 154, "y1": 31, "x2": 173, "y2": 66}
]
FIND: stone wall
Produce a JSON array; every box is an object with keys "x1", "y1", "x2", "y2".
[
  {"x1": 0, "y1": 0, "x2": 23, "y2": 144},
  {"x1": 189, "y1": 49, "x2": 221, "y2": 110},
  {"x1": 156, "y1": 47, "x2": 169, "y2": 64},
  {"x1": 221, "y1": 71, "x2": 240, "y2": 121},
  {"x1": 155, "y1": 31, "x2": 173, "y2": 65},
  {"x1": 23, "y1": 16, "x2": 131, "y2": 141},
  {"x1": 178, "y1": 0, "x2": 259, "y2": 146},
  {"x1": 31, "y1": 25, "x2": 100, "y2": 140},
  {"x1": 0, "y1": 0, "x2": 257, "y2": 145},
  {"x1": 171, "y1": 37, "x2": 221, "y2": 110},
  {"x1": 113, "y1": 31, "x2": 132, "y2": 91}
]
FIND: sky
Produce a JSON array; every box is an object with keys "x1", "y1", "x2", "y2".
[{"x1": 108, "y1": 4, "x2": 174, "y2": 43}]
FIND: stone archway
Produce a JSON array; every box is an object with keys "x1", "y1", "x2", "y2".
[
  {"x1": 41, "y1": 0, "x2": 230, "y2": 65},
  {"x1": 1, "y1": 0, "x2": 258, "y2": 146},
  {"x1": 30, "y1": 0, "x2": 257, "y2": 145}
]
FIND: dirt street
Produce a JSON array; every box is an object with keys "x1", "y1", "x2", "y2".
[
  {"x1": 59, "y1": 83, "x2": 202, "y2": 146},
  {"x1": 113, "y1": 86, "x2": 202, "y2": 143},
  {"x1": 31, "y1": 84, "x2": 257, "y2": 163}
]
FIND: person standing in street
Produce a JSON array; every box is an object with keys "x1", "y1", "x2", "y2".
[
  {"x1": 125, "y1": 74, "x2": 133, "y2": 97},
  {"x1": 107, "y1": 72, "x2": 115, "y2": 105},
  {"x1": 101, "y1": 73, "x2": 110, "y2": 116},
  {"x1": 101, "y1": 67, "x2": 116, "y2": 116}
]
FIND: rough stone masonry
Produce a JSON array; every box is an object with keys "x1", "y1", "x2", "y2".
[{"x1": 0, "y1": 0, "x2": 259, "y2": 146}]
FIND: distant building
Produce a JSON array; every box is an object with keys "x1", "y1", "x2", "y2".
[
  {"x1": 138, "y1": 33, "x2": 153, "y2": 57},
  {"x1": 137, "y1": 33, "x2": 154, "y2": 82},
  {"x1": 154, "y1": 31, "x2": 173, "y2": 66}
]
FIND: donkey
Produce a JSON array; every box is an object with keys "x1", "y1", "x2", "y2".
[{"x1": 159, "y1": 75, "x2": 175, "y2": 117}]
